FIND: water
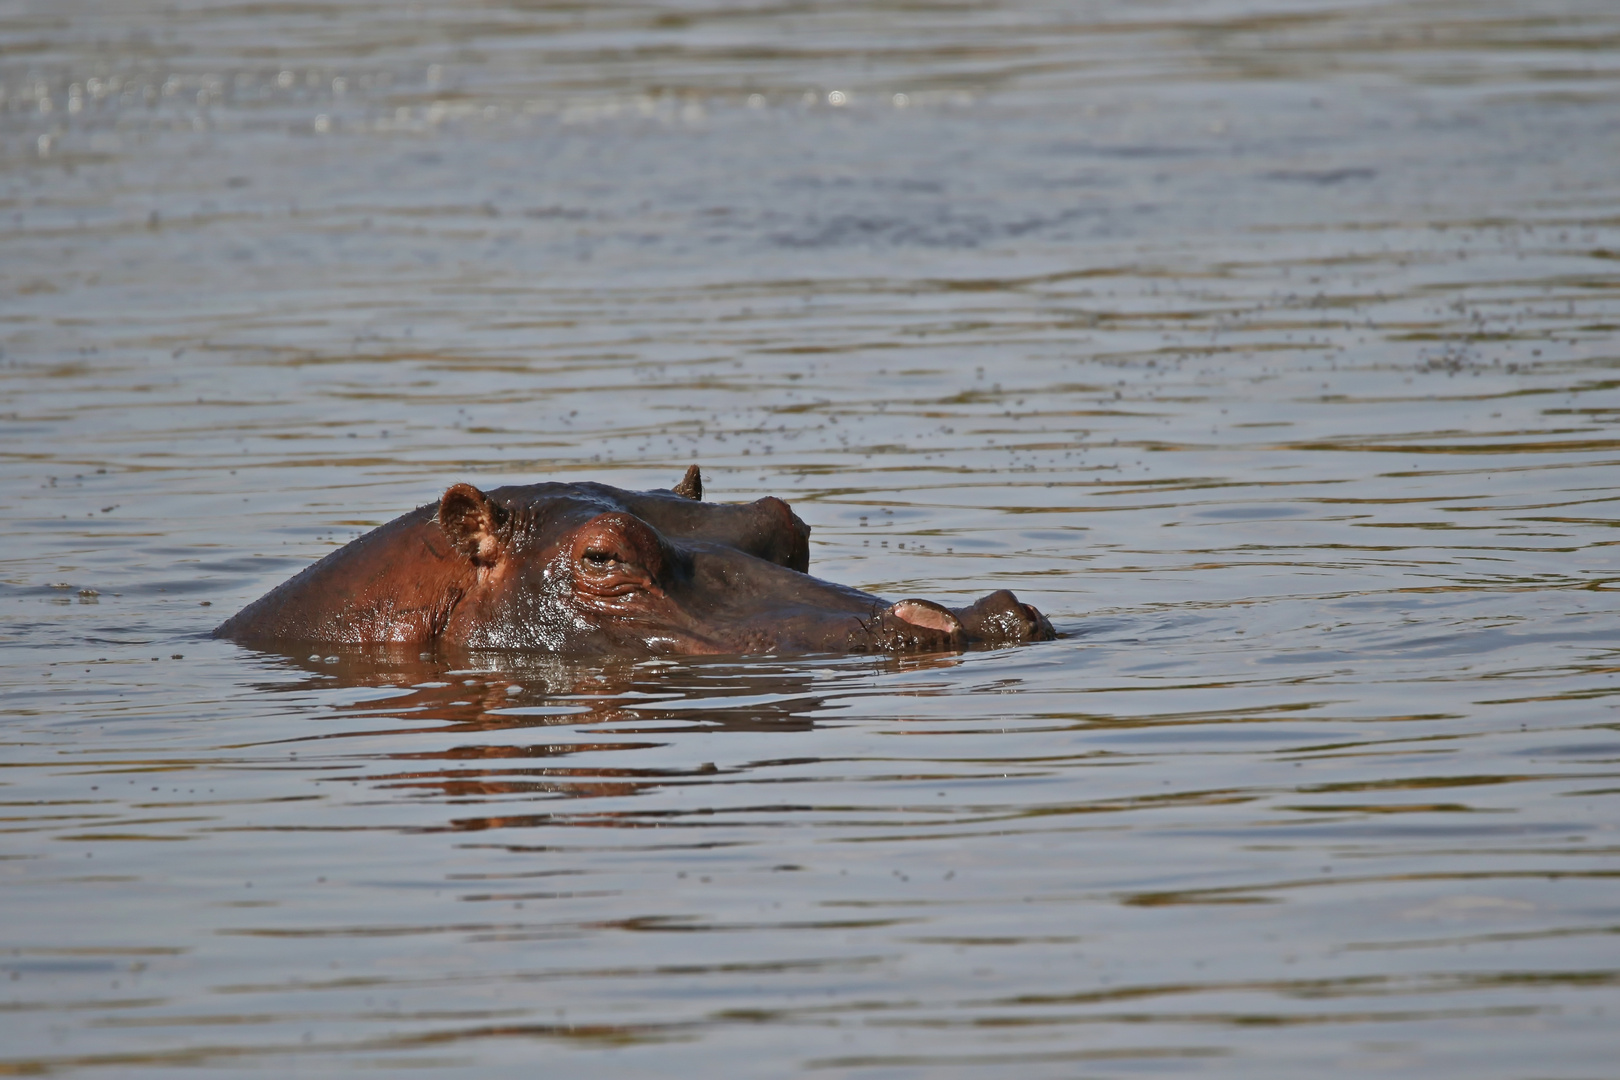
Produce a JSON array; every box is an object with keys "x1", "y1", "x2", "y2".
[{"x1": 3, "y1": 0, "x2": 1618, "y2": 1074}]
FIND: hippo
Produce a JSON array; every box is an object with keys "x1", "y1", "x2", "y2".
[{"x1": 214, "y1": 466, "x2": 1054, "y2": 655}]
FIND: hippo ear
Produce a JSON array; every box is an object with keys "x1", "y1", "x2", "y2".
[
  {"x1": 437, "y1": 483, "x2": 510, "y2": 566},
  {"x1": 672, "y1": 464, "x2": 702, "y2": 501}
]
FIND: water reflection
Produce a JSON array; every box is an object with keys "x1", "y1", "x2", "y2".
[
  {"x1": 250, "y1": 649, "x2": 854, "y2": 823},
  {"x1": 256, "y1": 646, "x2": 912, "y2": 731}
]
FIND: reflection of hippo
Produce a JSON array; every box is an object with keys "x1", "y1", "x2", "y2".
[{"x1": 215, "y1": 466, "x2": 1054, "y2": 655}]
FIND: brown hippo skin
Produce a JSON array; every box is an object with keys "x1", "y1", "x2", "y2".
[{"x1": 214, "y1": 466, "x2": 1056, "y2": 656}]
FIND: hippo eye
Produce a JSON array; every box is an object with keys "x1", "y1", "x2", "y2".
[
  {"x1": 582, "y1": 547, "x2": 621, "y2": 569},
  {"x1": 572, "y1": 514, "x2": 661, "y2": 596}
]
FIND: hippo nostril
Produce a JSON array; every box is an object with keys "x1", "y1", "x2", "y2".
[{"x1": 953, "y1": 589, "x2": 1055, "y2": 644}]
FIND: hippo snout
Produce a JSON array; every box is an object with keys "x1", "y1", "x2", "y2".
[{"x1": 953, "y1": 590, "x2": 1057, "y2": 646}]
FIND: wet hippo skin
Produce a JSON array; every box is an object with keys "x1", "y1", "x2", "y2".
[{"x1": 215, "y1": 466, "x2": 1055, "y2": 656}]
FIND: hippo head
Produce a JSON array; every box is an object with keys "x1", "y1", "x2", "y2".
[{"x1": 215, "y1": 466, "x2": 1055, "y2": 656}]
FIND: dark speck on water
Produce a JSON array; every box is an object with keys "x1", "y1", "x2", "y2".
[{"x1": 2, "y1": 0, "x2": 1618, "y2": 1076}]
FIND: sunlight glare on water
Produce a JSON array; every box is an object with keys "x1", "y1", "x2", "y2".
[{"x1": 1, "y1": 0, "x2": 1618, "y2": 1076}]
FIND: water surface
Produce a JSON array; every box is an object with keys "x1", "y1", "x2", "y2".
[{"x1": 2, "y1": 0, "x2": 1618, "y2": 1075}]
